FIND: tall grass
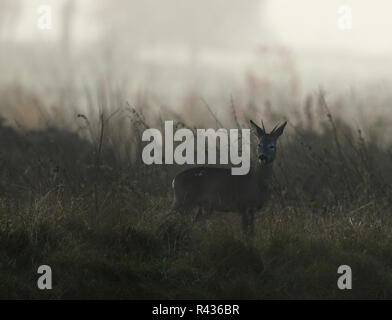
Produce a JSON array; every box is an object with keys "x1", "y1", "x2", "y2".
[{"x1": 0, "y1": 84, "x2": 391, "y2": 299}]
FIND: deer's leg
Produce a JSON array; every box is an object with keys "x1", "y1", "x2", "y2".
[
  {"x1": 241, "y1": 210, "x2": 255, "y2": 242},
  {"x1": 193, "y1": 207, "x2": 203, "y2": 222},
  {"x1": 248, "y1": 210, "x2": 255, "y2": 240},
  {"x1": 241, "y1": 211, "x2": 250, "y2": 236},
  {"x1": 193, "y1": 206, "x2": 214, "y2": 232}
]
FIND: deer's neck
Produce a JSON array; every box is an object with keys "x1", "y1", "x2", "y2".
[{"x1": 251, "y1": 162, "x2": 273, "y2": 190}]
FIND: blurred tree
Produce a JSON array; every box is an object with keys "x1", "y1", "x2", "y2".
[
  {"x1": 60, "y1": 0, "x2": 76, "y2": 57},
  {"x1": 96, "y1": 0, "x2": 264, "y2": 53},
  {"x1": 0, "y1": 0, "x2": 21, "y2": 42},
  {"x1": 94, "y1": 0, "x2": 265, "y2": 92}
]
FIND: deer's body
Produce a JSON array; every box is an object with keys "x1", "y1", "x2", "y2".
[
  {"x1": 172, "y1": 165, "x2": 272, "y2": 212},
  {"x1": 169, "y1": 120, "x2": 287, "y2": 239}
]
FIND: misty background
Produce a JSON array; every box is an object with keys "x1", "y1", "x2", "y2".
[
  {"x1": 2, "y1": 1, "x2": 392, "y2": 300},
  {"x1": 1, "y1": 0, "x2": 392, "y2": 129}
]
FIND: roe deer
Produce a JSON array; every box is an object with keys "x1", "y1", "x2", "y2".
[{"x1": 169, "y1": 120, "x2": 287, "y2": 239}]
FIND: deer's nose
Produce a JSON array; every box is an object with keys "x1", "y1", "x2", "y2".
[{"x1": 259, "y1": 154, "x2": 267, "y2": 161}]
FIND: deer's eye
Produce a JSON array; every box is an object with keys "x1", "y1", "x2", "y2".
[{"x1": 269, "y1": 145, "x2": 275, "y2": 149}]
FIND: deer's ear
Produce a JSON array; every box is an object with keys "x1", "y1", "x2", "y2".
[
  {"x1": 250, "y1": 120, "x2": 264, "y2": 138},
  {"x1": 271, "y1": 121, "x2": 287, "y2": 139}
]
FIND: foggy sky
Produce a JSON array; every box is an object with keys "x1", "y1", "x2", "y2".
[
  {"x1": 9, "y1": 0, "x2": 392, "y2": 56},
  {"x1": 2, "y1": 0, "x2": 392, "y2": 106}
]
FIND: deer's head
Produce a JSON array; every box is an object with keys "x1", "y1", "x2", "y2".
[{"x1": 250, "y1": 120, "x2": 287, "y2": 165}]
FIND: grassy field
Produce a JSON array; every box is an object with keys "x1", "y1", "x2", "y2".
[{"x1": 0, "y1": 87, "x2": 392, "y2": 299}]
